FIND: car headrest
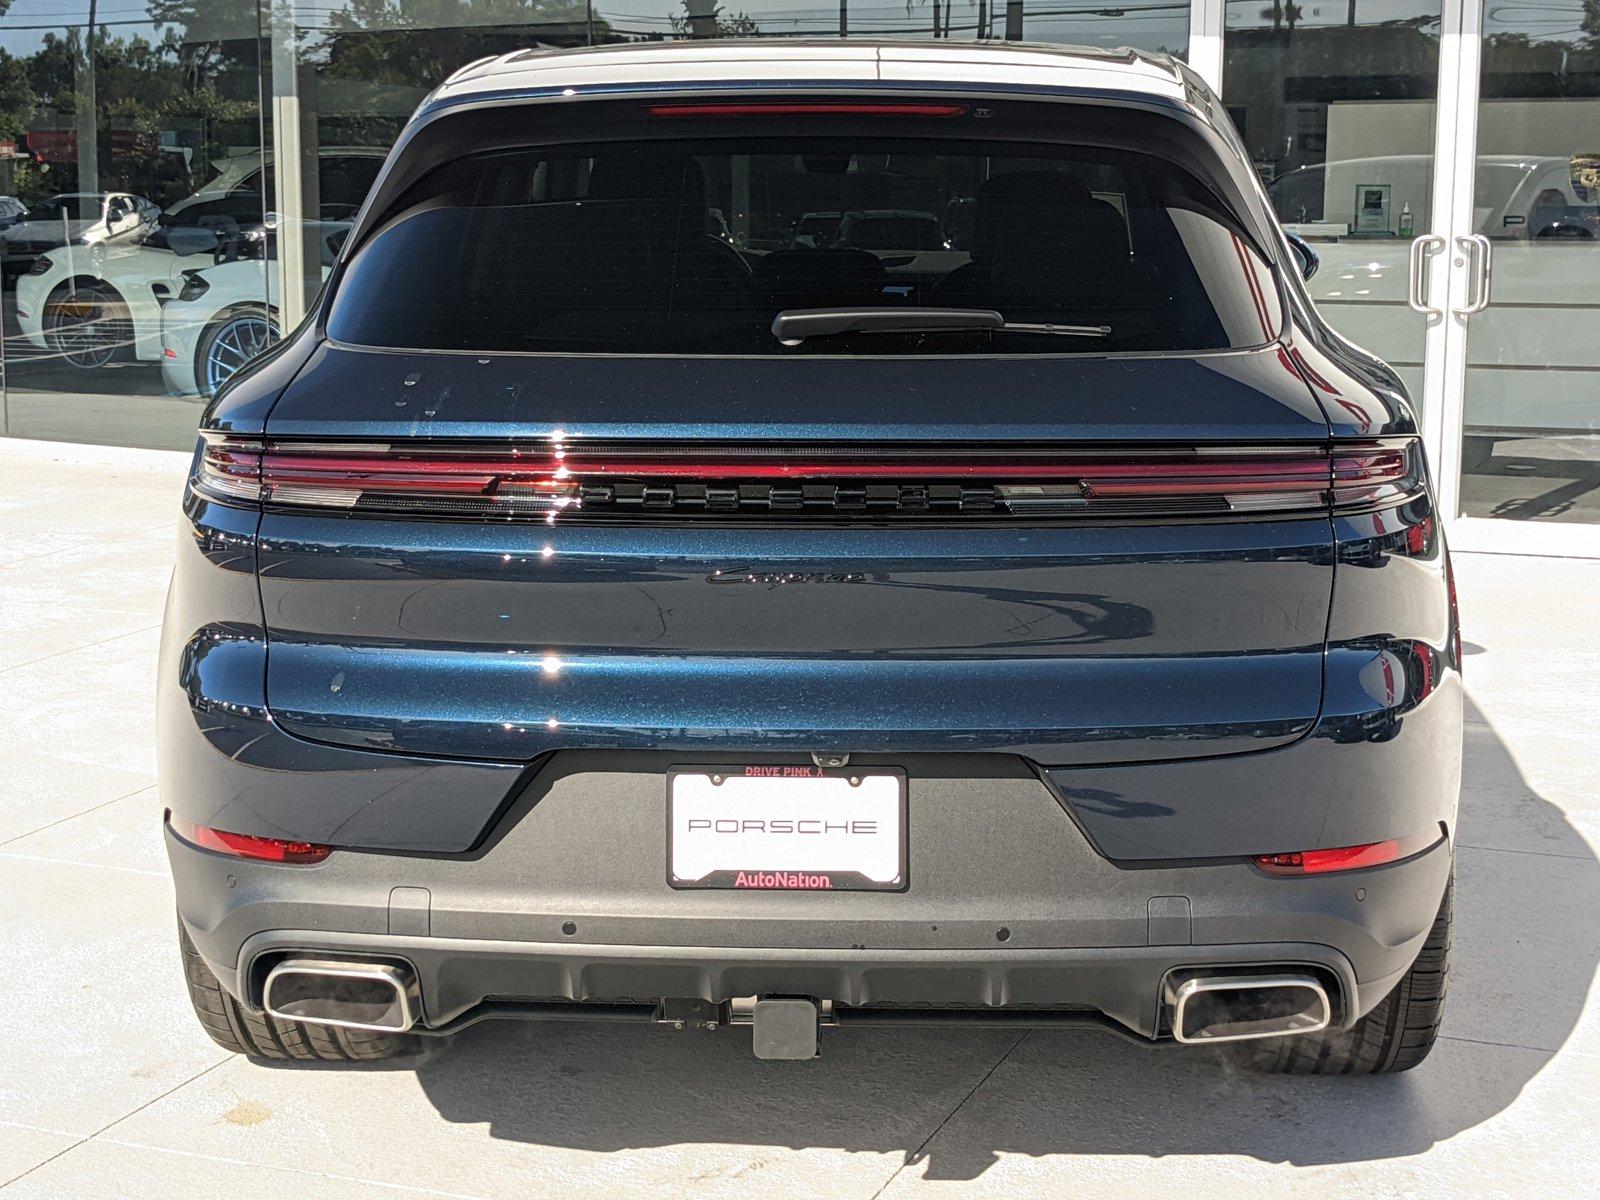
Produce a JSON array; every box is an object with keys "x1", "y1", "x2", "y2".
[
  {"x1": 587, "y1": 153, "x2": 710, "y2": 238},
  {"x1": 753, "y1": 248, "x2": 888, "y2": 310},
  {"x1": 972, "y1": 170, "x2": 1129, "y2": 274}
]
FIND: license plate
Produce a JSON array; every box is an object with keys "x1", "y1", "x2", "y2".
[{"x1": 668, "y1": 766, "x2": 906, "y2": 891}]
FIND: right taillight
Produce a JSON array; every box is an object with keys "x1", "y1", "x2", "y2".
[
  {"x1": 1329, "y1": 442, "x2": 1421, "y2": 512},
  {"x1": 1251, "y1": 827, "x2": 1444, "y2": 876}
]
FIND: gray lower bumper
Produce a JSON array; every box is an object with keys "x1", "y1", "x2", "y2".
[
  {"x1": 167, "y1": 761, "x2": 1450, "y2": 1042},
  {"x1": 231, "y1": 929, "x2": 1372, "y2": 1041}
]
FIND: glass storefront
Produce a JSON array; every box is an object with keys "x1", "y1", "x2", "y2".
[
  {"x1": 0, "y1": 1, "x2": 1595, "y2": 538},
  {"x1": 1, "y1": 1, "x2": 263, "y2": 448},
  {"x1": 1, "y1": 1, "x2": 1187, "y2": 451}
]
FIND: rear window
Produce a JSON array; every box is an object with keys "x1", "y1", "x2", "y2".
[{"x1": 328, "y1": 135, "x2": 1282, "y2": 356}]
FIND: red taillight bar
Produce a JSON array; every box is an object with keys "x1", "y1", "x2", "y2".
[
  {"x1": 1251, "y1": 828, "x2": 1442, "y2": 876},
  {"x1": 258, "y1": 453, "x2": 1333, "y2": 484},
  {"x1": 194, "y1": 437, "x2": 1420, "y2": 518},
  {"x1": 647, "y1": 102, "x2": 968, "y2": 119},
  {"x1": 174, "y1": 820, "x2": 332, "y2": 864}
]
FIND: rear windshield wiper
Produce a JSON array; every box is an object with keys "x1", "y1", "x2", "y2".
[{"x1": 771, "y1": 308, "x2": 1111, "y2": 346}]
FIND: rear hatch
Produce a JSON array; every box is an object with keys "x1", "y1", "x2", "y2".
[{"x1": 232, "y1": 96, "x2": 1396, "y2": 767}]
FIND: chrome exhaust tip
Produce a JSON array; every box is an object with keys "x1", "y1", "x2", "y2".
[
  {"x1": 263, "y1": 959, "x2": 418, "y2": 1033},
  {"x1": 1165, "y1": 972, "x2": 1331, "y2": 1044}
]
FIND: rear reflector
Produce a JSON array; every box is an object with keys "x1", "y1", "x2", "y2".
[
  {"x1": 175, "y1": 821, "x2": 332, "y2": 864},
  {"x1": 647, "y1": 103, "x2": 967, "y2": 119},
  {"x1": 1251, "y1": 828, "x2": 1442, "y2": 876},
  {"x1": 193, "y1": 436, "x2": 1423, "y2": 521}
]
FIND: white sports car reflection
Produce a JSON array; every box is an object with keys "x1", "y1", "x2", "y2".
[{"x1": 160, "y1": 225, "x2": 345, "y2": 397}]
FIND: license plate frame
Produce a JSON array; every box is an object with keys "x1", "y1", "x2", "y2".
[{"x1": 666, "y1": 765, "x2": 908, "y2": 892}]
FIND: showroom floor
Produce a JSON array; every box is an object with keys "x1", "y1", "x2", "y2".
[{"x1": 1, "y1": 441, "x2": 1597, "y2": 1200}]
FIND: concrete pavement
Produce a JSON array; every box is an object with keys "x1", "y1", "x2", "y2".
[{"x1": 2, "y1": 438, "x2": 1597, "y2": 1199}]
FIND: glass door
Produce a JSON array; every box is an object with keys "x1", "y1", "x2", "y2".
[
  {"x1": 1222, "y1": 0, "x2": 1452, "y2": 411},
  {"x1": 1443, "y1": 0, "x2": 1600, "y2": 540}
]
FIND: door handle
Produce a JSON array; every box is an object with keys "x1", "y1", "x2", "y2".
[
  {"x1": 1455, "y1": 234, "x2": 1492, "y2": 315},
  {"x1": 1407, "y1": 234, "x2": 1445, "y2": 315}
]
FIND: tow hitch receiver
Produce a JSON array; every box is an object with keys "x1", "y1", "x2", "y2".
[{"x1": 751, "y1": 998, "x2": 821, "y2": 1061}]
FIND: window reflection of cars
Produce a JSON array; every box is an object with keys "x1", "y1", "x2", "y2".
[
  {"x1": 1267, "y1": 154, "x2": 1598, "y2": 241},
  {"x1": 159, "y1": 223, "x2": 349, "y2": 398},
  {"x1": 13, "y1": 217, "x2": 252, "y2": 370},
  {"x1": 791, "y1": 211, "x2": 841, "y2": 248},
  {"x1": 0, "y1": 196, "x2": 27, "y2": 231},
  {"x1": 0, "y1": 192, "x2": 157, "y2": 275},
  {"x1": 12, "y1": 148, "x2": 382, "y2": 375},
  {"x1": 832, "y1": 209, "x2": 949, "y2": 252},
  {"x1": 143, "y1": 146, "x2": 385, "y2": 246}
]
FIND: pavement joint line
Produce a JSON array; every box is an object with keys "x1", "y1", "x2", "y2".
[
  {"x1": 79, "y1": 1138, "x2": 496, "y2": 1200},
  {"x1": 1441, "y1": 1033, "x2": 1564, "y2": 1055},
  {"x1": 0, "y1": 851, "x2": 167, "y2": 878},
  {"x1": 866, "y1": 1030, "x2": 1031, "y2": 1200},
  {"x1": 1454, "y1": 548, "x2": 1600, "y2": 562},
  {"x1": 1455, "y1": 841, "x2": 1598, "y2": 863},
  {"x1": 0, "y1": 1057, "x2": 231, "y2": 1194},
  {"x1": 0, "y1": 784, "x2": 158, "y2": 850},
  {"x1": 0, "y1": 622, "x2": 164, "y2": 676}
]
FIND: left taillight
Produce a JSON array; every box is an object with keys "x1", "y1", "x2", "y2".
[
  {"x1": 193, "y1": 434, "x2": 263, "y2": 505},
  {"x1": 173, "y1": 820, "x2": 332, "y2": 864}
]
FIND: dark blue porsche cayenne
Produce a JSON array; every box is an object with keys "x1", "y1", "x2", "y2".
[{"x1": 160, "y1": 41, "x2": 1461, "y2": 1070}]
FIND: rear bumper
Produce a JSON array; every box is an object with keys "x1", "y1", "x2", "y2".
[
  {"x1": 228, "y1": 930, "x2": 1371, "y2": 1043},
  {"x1": 168, "y1": 759, "x2": 1452, "y2": 1041}
]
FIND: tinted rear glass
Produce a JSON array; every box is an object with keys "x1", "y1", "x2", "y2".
[{"x1": 328, "y1": 136, "x2": 1282, "y2": 356}]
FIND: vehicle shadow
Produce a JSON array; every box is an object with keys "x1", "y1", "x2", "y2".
[{"x1": 408, "y1": 698, "x2": 1598, "y2": 1180}]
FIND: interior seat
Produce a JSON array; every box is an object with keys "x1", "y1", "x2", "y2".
[
  {"x1": 930, "y1": 171, "x2": 1132, "y2": 314},
  {"x1": 752, "y1": 248, "x2": 889, "y2": 312},
  {"x1": 585, "y1": 152, "x2": 752, "y2": 312}
]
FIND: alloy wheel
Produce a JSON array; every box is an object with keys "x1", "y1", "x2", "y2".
[
  {"x1": 45, "y1": 283, "x2": 125, "y2": 369},
  {"x1": 204, "y1": 311, "x2": 278, "y2": 395}
]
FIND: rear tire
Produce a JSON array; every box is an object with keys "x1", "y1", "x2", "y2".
[
  {"x1": 179, "y1": 923, "x2": 413, "y2": 1062},
  {"x1": 1240, "y1": 872, "x2": 1451, "y2": 1075},
  {"x1": 44, "y1": 279, "x2": 128, "y2": 369}
]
